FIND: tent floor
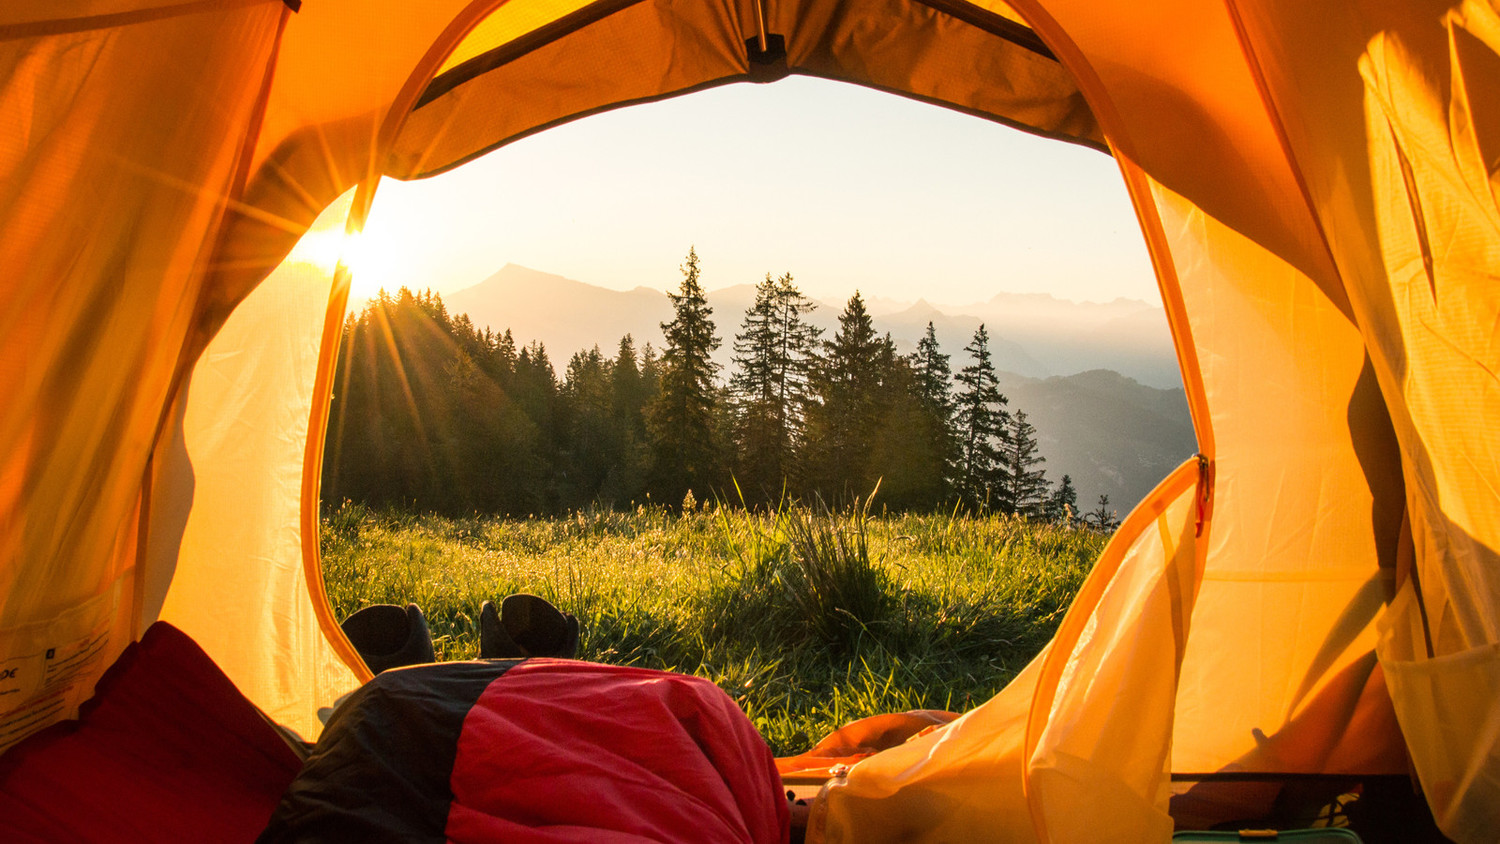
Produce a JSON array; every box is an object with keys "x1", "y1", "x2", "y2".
[{"x1": 1170, "y1": 774, "x2": 1452, "y2": 842}]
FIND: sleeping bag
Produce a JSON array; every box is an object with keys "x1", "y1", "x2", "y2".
[{"x1": 259, "y1": 658, "x2": 790, "y2": 843}]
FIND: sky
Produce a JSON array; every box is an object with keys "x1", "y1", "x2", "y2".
[{"x1": 342, "y1": 76, "x2": 1158, "y2": 309}]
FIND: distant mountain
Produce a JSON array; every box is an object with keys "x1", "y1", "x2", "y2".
[
  {"x1": 944, "y1": 291, "x2": 1181, "y2": 387},
  {"x1": 996, "y1": 369, "x2": 1198, "y2": 515},
  {"x1": 868, "y1": 300, "x2": 1049, "y2": 379},
  {"x1": 445, "y1": 265, "x2": 670, "y2": 362},
  {"x1": 446, "y1": 264, "x2": 1179, "y2": 387}
]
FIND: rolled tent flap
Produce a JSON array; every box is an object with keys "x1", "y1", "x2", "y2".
[{"x1": 812, "y1": 461, "x2": 1201, "y2": 843}]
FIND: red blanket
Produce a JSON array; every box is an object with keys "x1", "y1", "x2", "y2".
[{"x1": 0, "y1": 623, "x2": 303, "y2": 843}]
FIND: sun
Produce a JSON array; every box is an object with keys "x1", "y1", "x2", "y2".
[
  {"x1": 332, "y1": 231, "x2": 383, "y2": 304},
  {"x1": 284, "y1": 223, "x2": 387, "y2": 307}
]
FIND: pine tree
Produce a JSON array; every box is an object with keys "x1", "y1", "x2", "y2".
[
  {"x1": 639, "y1": 342, "x2": 661, "y2": 399},
  {"x1": 1048, "y1": 474, "x2": 1078, "y2": 523},
  {"x1": 514, "y1": 340, "x2": 556, "y2": 425},
  {"x1": 729, "y1": 275, "x2": 783, "y2": 501},
  {"x1": 598, "y1": 334, "x2": 651, "y2": 505},
  {"x1": 731, "y1": 276, "x2": 779, "y2": 404},
  {"x1": 952, "y1": 324, "x2": 1011, "y2": 510},
  {"x1": 770, "y1": 273, "x2": 822, "y2": 431},
  {"x1": 513, "y1": 340, "x2": 561, "y2": 509},
  {"x1": 728, "y1": 272, "x2": 820, "y2": 503},
  {"x1": 610, "y1": 335, "x2": 649, "y2": 439},
  {"x1": 803, "y1": 291, "x2": 891, "y2": 500},
  {"x1": 324, "y1": 288, "x2": 548, "y2": 516},
  {"x1": 492, "y1": 329, "x2": 517, "y2": 378},
  {"x1": 906, "y1": 321, "x2": 958, "y2": 498},
  {"x1": 909, "y1": 323, "x2": 948, "y2": 411},
  {"x1": 867, "y1": 350, "x2": 949, "y2": 509},
  {"x1": 1087, "y1": 493, "x2": 1119, "y2": 531},
  {"x1": 1004, "y1": 409, "x2": 1050, "y2": 517},
  {"x1": 559, "y1": 345, "x2": 616, "y2": 506},
  {"x1": 646, "y1": 246, "x2": 723, "y2": 505},
  {"x1": 611, "y1": 335, "x2": 640, "y2": 412}
]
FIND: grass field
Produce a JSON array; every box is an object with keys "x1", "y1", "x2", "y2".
[{"x1": 321, "y1": 500, "x2": 1106, "y2": 756}]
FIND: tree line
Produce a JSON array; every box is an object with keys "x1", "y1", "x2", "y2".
[{"x1": 324, "y1": 247, "x2": 1101, "y2": 522}]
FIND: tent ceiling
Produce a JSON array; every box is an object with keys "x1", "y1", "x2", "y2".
[{"x1": 391, "y1": 0, "x2": 1103, "y2": 180}]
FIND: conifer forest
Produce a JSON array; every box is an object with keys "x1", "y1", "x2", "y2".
[{"x1": 324, "y1": 247, "x2": 1095, "y2": 524}]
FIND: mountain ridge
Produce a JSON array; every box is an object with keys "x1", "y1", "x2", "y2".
[{"x1": 445, "y1": 263, "x2": 1180, "y2": 386}]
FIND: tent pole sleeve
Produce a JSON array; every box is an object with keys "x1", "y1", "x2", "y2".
[
  {"x1": 300, "y1": 255, "x2": 373, "y2": 684},
  {"x1": 753, "y1": 0, "x2": 768, "y2": 53},
  {"x1": 296, "y1": 0, "x2": 534, "y2": 682}
]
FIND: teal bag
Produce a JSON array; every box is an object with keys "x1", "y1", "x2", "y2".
[{"x1": 1173, "y1": 830, "x2": 1363, "y2": 843}]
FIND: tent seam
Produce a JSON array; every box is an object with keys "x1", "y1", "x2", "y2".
[
  {"x1": 1219, "y1": 0, "x2": 1358, "y2": 320},
  {"x1": 0, "y1": 0, "x2": 272, "y2": 40}
]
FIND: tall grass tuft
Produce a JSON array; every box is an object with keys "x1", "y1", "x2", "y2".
[
  {"x1": 706, "y1": 496, "x2": 891, "y2": 654},
  {"x1": 778, "y1": 497, "x2": 889, "y2": 652}
]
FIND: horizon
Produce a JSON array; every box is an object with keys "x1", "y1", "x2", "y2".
[{"x1": 438, "y1": 262, "x2": 1163, "y2": 312}]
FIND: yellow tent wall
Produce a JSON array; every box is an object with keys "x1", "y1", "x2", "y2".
[
  {"x1": 0, "y1": 0, "x2": 290, "y2": 746},
  {"x1": 146, "y1": 192, "x2": 368, "y2": 738},
  {"x1": 1230, "y1": 2, "x2": 1500, "y2": 837},
  {"x1": 2, "y1": 0, "x2": 1496, "y2": 840}
]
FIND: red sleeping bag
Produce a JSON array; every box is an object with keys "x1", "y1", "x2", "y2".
[
  {"x1": 0, "y1": 623, "x2": 789, "y2": 843},
  {"x1": 260, "y1": 658, "x2": 790, "y2": 843}
]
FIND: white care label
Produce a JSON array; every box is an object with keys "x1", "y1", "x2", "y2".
[
  {"x1": 0, "y1": 625, "x2": 110, "y2": 753},
  {"x1": 42, "y1": 627, "x2": 109, "y2": 691},
  {"x1": 0, "y1": 653, "x2": 46, "y2": 709},
  {"x1": 0, "y1": 585, "x2": 119, "y2": 754}
]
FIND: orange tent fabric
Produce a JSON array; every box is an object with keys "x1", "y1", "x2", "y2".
[{"x1": 2, "y1": 1, "x2": 1496, "y2": 840}]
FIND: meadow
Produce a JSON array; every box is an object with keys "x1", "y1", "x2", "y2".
[{"x1": 321, "y1": 500, "x2": 1106, "y2": 756}]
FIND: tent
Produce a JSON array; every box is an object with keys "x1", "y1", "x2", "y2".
[{"x1": 2, "y1": 0, "x2": 1496, "y2": 840}]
